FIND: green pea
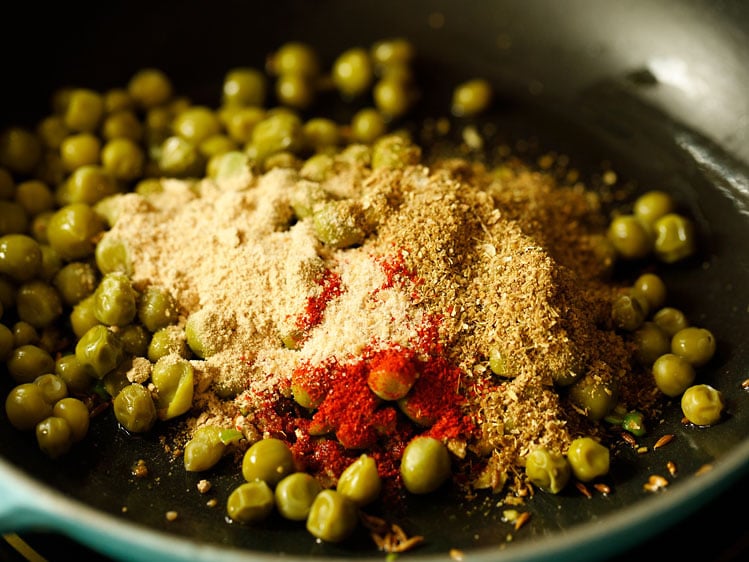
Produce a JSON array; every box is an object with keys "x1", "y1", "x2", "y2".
[
  {"x1": 350, "y1": 108, "x2": 387, "y2": 144},
  {"x1": 633, "y1": 321, "x2": 671, "y2": 366},
  {"x1": 101, "y1": 109, "x2": 143, "y2": 142},
  {"x1": 149, "y1": 325, "x2": 189, "y2": 361},
  {"x1": 47, "y1": 203, "x2": 105, "y2": 261},
  {"x1": 151, "y1": 355, "x2": 194, "y2": 420},
  {"x1": 226, "y1": 481, "x2": 275, "y2": 524},
  {"x1": 53, "y1": 397, "x2": 90, "y2": 442},
  {"x1": 525, "y1": 447, "x2": 571, "y2": 494},
  {"x1": 39, "y1": 245, "x2": 63, "y2": 282},
  {"x1": 223, "y1": 107, "x2": 266, "y2": 145},
  {"x1": 138, "y1": 286, "x2": 179, "y2": 332},
  {"x1": 36, "y1": 416, "x2": 73, "y2": 459},
  {"x1": 681, "y1": 384, "x2": 724, "y2": 426},
  {"x1": 312, "y1": 200, "x2": 367, "y2": 249},
  {"x1": 242, "y1": 437, "x2": 296, "y2": 486},
  {"x1": 4, "y1": 383, "x2": 54, "y2": 431},
  {"x1": 367, "y1": 356, "x2": 418, "y2": 401},
  {"x1": 0, "y1": 323, "x2": 14, "y2": 361},
  {"x1": 400, "y1": 436, "x2": 451, "y2": 494},
  {"x1": 222, "y1": 67, "x2": 268, "y2": 107},
  {"x1": 653, "y1": 306, "x2": 690, "y2": 337},
  {"x1": 275, "y1": 73, "x2": 316, "y2": 110},
  {"x1": 75, "y1": 324, "x2": 124, "y2": 379},
  {"x1": 567, "y1": 437, "x2": 610, "y2": 482},
  {"x1": 184, "y1": 426, "x2": 226, "y2": 472},
  {"x1": 15, "y1": 281, "x2": 63, "y2": 329},
  {"x1": 332, "y1": 47, "x2": 374, "y2": 99},
  {"x1": 336, "y1": 454, "x2": 382, "y2": 507},
  {"x1": 451, "y1": 79, "x2": 493, "y2": 117},
  {"x1": 633, "y1": 190, "x2": 675, "y2": 225},
  {"x1": 70, "y1": 294, "x2": 101, "y2": 339},
  {"x1": 653, "y1": 212, "x2": 696, "y2": 263},
  {"x1": 158, "y1": 136, "x2": 205, "y2": 178},
  {"x1": 12, "y1": 321, "x2": 39, "y2": 347},
  {"x1": 7, "y1": 344, "x2": 55, "y2": 384},
  {"x1": 306, "y1": 489, "x2": 358, "y2": 543},
  {"x1": 652, "y1": 353, "x2": 695, "y2": 397},
  {"x1": 101, "y1": 138, "x2": 145, "y2": 181},
  {"x1": 371, "y1": 134, "x2": 421, "y2": 169},
  {"x1": 55, "y1": 353, "x2": 96, "y2": 393},
  {"x1": 127, "y1": 68, "x2": 173, "y2": 110},
  {"x1": 15, "y1": 179, "x2": 56, "y2": 217},
  {"x1": 173, "y1": 106, "x2": 221, "y2": 145},
  {"x1": 622, "y1": 410, "x2": 646, "y2": 437},
  {"x1": 611, "y1": 292, "x2": 647, "y2": 331},
  {"x1": 113, "y1": 383, "x2": 157, "y2": 433},
  {"x1": 269, "y1": 42, "x2": 320, "y2": 78},
  {"x1": 60, "y1": 133, "x2": 101, "y2": 171},
  {"x1": 0, "y1": 234, "x2": 42, "y2": 282},
  {"x1": 247, "y1": 111, "x2": 304, "y2": 163},
  {"x1": 64, "y1": 165, "x2": 120, "y2": 205},
  {"x1": 94, "y1": 234, "x2": 132, "y2": 275},
  {"x1": 303, "y1": 118, "x2": 340, "y2": 153},
  {"x1": 0, "y1": 126, "x2": 42, "y2": 175},
  {"x1": 63, "y1": 88, "x2": 104, "y2": 133},
  {"x1": 275, "y1": 472, "x2": 323, "y2": 521},
  {"x1": 289, "y1": 181, "x2": 331, "y2": 220},
  {"x1": 567, "y1": 375, "x2": 619, "y2": 421},
  {"x1": 53, "y1": 261, "x2": 98, "y2": 307},
  {"x1": 632, "y1": 272, "x2": 667, "y2": 311},
  {"x1": 34, "y1": 373, "x2": 68, "y2": 404},
  {"x1": 671, "y1": 326, "x2": 716, "y2": 367},
  {"x1": 119, "y1": 324, "x2": 150, "y2": 356},
  {"x1": 373, "y1": 77, "x2": 415, "y2": 118},
  {"x1": 606, "y1": 214, "x2": 652, "y2": 260},
  {"x1": 488, "y1": 347, "x2": 516, "y2": 377},
  {"x1": 93, "y1": 272, "x2": 138, "y2": 327}
]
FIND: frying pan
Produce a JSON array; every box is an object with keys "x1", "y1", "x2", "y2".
[{"x1": 1, "y1": 1, "x2": 748, "y2": 560}]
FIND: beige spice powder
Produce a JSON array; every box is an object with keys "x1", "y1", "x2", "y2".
[{"x1": 101, "y1": 152, "x2": 653, "y2": 490}]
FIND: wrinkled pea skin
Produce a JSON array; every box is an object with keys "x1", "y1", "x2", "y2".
[
  {"x1": 336, "y1": 454, "x2": 382, "y2": 507},
  {"x1": 227, "y1": 481, "x2": 275, "y2": 524},
  {"x1": 681, "y1": 384, "x2": 724, "y2": 426},
  {"x1": 275, "y1": 472, "x2": 323, "y2": 521},
  {"x1": 113, "y1": 383, "x2": 157, "y2": 433},
  {"x1": 306, "y1": 489, "x2": 358, "y2": 543},
  {"x1": 184, "y1": 426, "x2": 226, "y2": 472},
  {"x1": 525, "y1": 447, "x2": 571, "y2": 494},
  {"x1": 93, "y1": 272, "x2": 138, "y2": 327},
  {"x1": 567, "y1": 437, "x2": 610, "y2": 482},
  {"x1": 75, "y1": 324, "x2": 124, "y2": 379},
  {"x1": 151, "y1": 355, "x2": 194, "y2": 420}
]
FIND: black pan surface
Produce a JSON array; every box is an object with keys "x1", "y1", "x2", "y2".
[{"x1": 1, "y1": 1, "x2": 748, "y2": 561}]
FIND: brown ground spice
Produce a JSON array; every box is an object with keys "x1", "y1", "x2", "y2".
[{"x1": 103, "y1": 148, "x2": 659, "y2": 496}]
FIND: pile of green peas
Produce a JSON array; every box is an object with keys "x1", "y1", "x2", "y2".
[
  {"x1": 609, "y1": 265, "x2": 723, "y2": 427},
  {"x1": 218, "y1": 435, "x2": 450, "y2": 543},
  {"x1": 0, "y1": 37, "x2": 497, "y2": 461},
  {"x1": 606, "y1": 189, "x2": 697, "y2": 263}
]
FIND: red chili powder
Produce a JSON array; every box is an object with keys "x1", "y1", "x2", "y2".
[
  {"x1": 294, "y1": 267, "x2": 342, "y2": 334},
  {"x1": 262, "y1": 342, "x2": 475, "y2": 488}
]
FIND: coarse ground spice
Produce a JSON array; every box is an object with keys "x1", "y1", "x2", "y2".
[{"x1": 103, "y1": 145, "x2": 661, "y2": 500}]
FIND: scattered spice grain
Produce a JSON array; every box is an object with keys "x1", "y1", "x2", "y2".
[{"x1": 653, "y1": 434, "x2": 674, "y2": 450}]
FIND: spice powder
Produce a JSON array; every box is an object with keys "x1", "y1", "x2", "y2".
[{"x1": 102, "y1": 151, "x2": 657, "y2": 496}]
